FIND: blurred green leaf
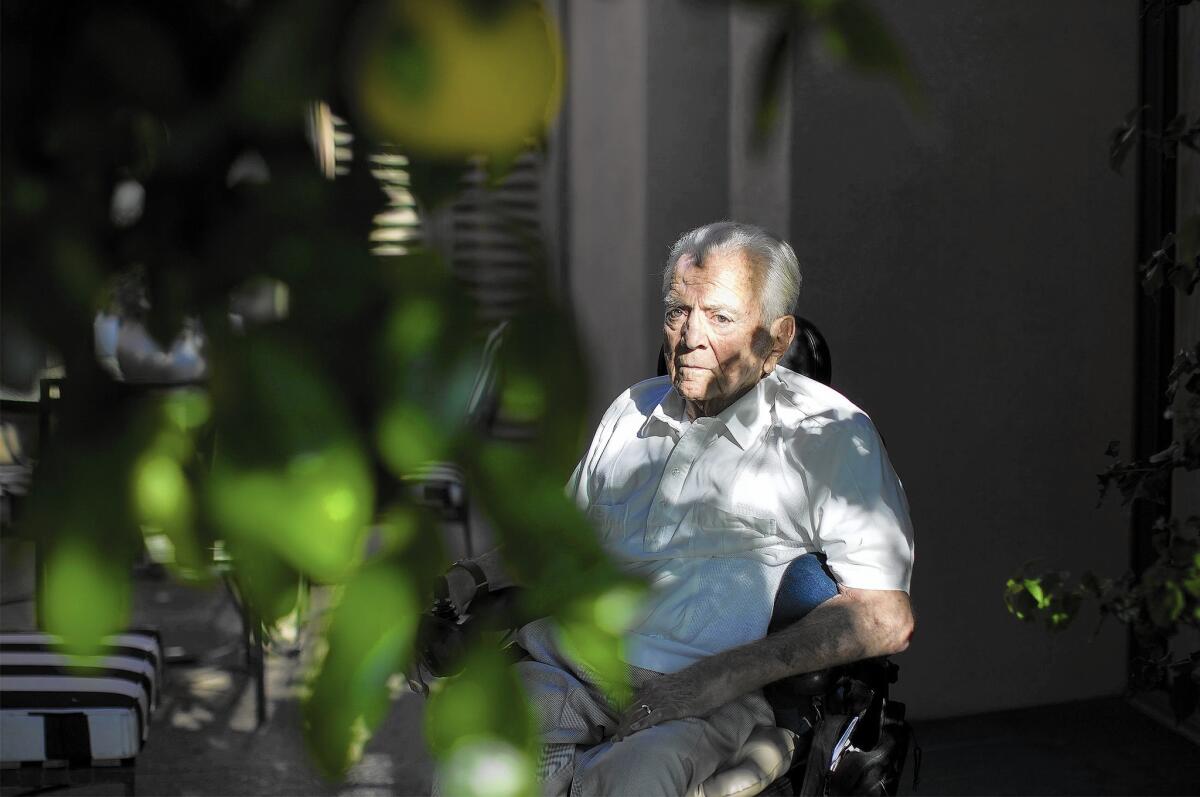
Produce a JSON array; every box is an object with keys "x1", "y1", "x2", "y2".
[
  {"x1": 472, "y1": 446, "x2": 619, "y2": 605},
  {"x1": 133, "y1": 451, "x2": 193, "y2": 533},
  {"x1": 438, "y1": 736, "x2": 536, "y2": 797},
  {"x1": 41, "y1": 537, "x2": 132, "y2": 657},
  {"x1": 819, "y1": 0, "x2": 923, "y2": 111},
  {"x1": 404, "y1": 156, "x2": 473, "y2": 210},
  {"x1": 485, "y1": 149, "x2": 523, "y2": 186},
  {"x1": 20, "y1": 398, "x2": 152, "y2": 650},
  {"x1": 377, "y1": 402, "x2": 447, "y2": 475},
  {"x1": 1047, "y1": 589, "x2": 1081, "y2": 630},
  {"x1": 499, "y1": 373, "x2": 546, "y2": 424},
  {"x1": 1148, "y1": 580, "x2": 1185, "y2": 627},
  {"x1": 1024, "y1": 577, "x2": 1048, "y2": 609},
  {"x1": 210, "y1": 441, "x2": 372, "y2": 582},
  {"x1": 376, "y1": 505, "x2": 422, "y2": 554},
  {"x1": 163, "y1": 389, "x2": 212, "y2": 432},
  {"x1": 209, "y1": 332, "x2": 355, "y2": 462},
  {"x1": 591, "y1": 584, "x2": 644, "y2": 636},
  {"x1": 753, "y1": 20, "x2": 795, "y2": 142},
  {"x1": 425, "y1": 645, "x2": 538, "y2": 796},
  {"x1": 384, "y1": 294, "x2": 444, "y2": 359},
  {"x1": 374, "y1": 269, "x2": 483, "y2": 470},
  {"x1": 555, "y1": 611, "x2": 632, "y2": 709},
  {"x1": 305, "y1": 560, "x2": 420, "y2": 776},
  {"x1": 367, "y1": 10, "x2": 435, "y2": 102},
  {"x1": 208, "y1": 336, "x2": 373, "y2": 582},
  {"x1": 1004, "y1": 577, "x2": 1036, "y2": 622},
  {"x1": 231, "y1": 0, "x2": 343, "y2": 132},
  {"x1": 1004, "y1": 571, "x2": 1082, "y2": 630},
  {"x1": 469, "y1": 437, "x2": 643, "y2": 709},
  {"x1": 226, "y1": 535, "x2": 303, "y2": 626},
  {"x1": 492, "y1": 307, "x2": 591, "y2": 476}
]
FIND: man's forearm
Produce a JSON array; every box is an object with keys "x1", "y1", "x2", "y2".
[
  {"x1": 614, "y1": 588, "x2": 913, "y2": 737},
  {"x1": 688, "y1": 589, "x2": 912, "y2": 703}
]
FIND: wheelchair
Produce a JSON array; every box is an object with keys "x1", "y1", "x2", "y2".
[
  {"x1": 412, "y1": 317, "x2": 917, "y2": 796},
  {"x1": 414, "y1": 552, "x2": 915, "y2": 797}
]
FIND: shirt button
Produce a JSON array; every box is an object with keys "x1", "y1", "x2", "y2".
[{"x1": 671, "y1": 468, "x2": 682, "y2": 477}]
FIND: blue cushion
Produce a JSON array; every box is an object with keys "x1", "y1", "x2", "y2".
[{"x1": 770, "y1": 553, "x2": 838, "y2": 631}]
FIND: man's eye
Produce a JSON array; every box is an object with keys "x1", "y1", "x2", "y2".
[
  {"x1": 666, "y1": 307, "x2": 685, "y2": 320},
  {"x1": 714, "y1": 314, "x2": 732, "y2": 324}
]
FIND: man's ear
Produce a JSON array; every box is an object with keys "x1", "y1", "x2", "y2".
[{"x1": 763, "y1": 315, "x2": 796, "y2": 374}]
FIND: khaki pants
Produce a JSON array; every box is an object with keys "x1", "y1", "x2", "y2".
[{"x1": 515, "y1": 619, "x2": 773, "y2": 797}]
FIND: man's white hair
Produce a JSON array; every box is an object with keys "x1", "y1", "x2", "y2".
[{"x1": 661, "y1": 221, "x2": 802, "y2": 324}]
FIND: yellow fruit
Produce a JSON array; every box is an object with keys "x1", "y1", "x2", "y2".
[{"x1": 348, "y1": 0, "x2": 562, "y2": 157}]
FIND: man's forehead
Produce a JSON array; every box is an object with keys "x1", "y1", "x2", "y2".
[{"x1": 670, "y1": 249, "x2": 757, "y2": 298}]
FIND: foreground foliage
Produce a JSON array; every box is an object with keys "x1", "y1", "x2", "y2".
[{"x1": 1, "y1": 0, "x2": 917, "y2": 786}]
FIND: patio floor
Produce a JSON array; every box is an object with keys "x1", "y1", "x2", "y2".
[{"x1": 3, "y1": 564, "x2": 1198, "y2": 796}]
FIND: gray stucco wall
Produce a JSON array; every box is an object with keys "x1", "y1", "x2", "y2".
[
  {"x1": 567, "y1": 0, "x2": 1140, "y2": 719},
  {"x1": 566, "y1": 0, "x2": 650, "y2": 411},
  {"x1": 785, "y1": 2, "x2": 1138, "y2": 718}
]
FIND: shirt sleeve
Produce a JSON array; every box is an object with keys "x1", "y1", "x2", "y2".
[
  {"x1": 566, "y1": 457, "x2": 588, "y2": 508},
  {"x1": 564, "y1": 389, "x2": 628, "y2": 510},
  {"x1": 815, "y1": 415, "x2": 914, "y2": 593}
]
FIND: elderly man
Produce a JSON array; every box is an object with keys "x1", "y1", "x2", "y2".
[{"x1": 443, "y1": 221, "x2": 914, "y2": 795}]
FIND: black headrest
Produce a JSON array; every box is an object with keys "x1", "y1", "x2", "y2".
[{"x1": 781, "y1": 316, "x2": 832, "y2": 386}]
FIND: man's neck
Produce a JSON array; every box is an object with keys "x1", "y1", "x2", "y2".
[{"x1": 683, "y1": 380, "x2": 760, "y2": 421}]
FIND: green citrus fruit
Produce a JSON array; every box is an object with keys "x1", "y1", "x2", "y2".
[{"x1": 348, "y1": 0, "x2": 563, "y2": 157}]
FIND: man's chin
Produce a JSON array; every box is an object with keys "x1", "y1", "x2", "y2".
[{"x1": 672, "y1": 376, "x2": 712, "y2": 402}]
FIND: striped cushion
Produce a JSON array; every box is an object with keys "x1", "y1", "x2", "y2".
[{"x1": 0, "y1": 631, "x2": 160, "y2": 764}]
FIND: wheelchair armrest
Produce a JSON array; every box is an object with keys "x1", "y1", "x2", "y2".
[
  {"x1": 461, "y1": 586, "x2": 530, "y2": 631},
  {"x1": 415, "y1": 586, "x2": 531, "y2": 679},
  {"x1": 764, "y1": 657, "x2": 898, "y2": 718},
  {"x1": 779, "y1": 669, "x2": 833, "y2": 696}
]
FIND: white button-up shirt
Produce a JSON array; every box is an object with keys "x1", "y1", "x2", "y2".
[{"x1": 568, "y1": 366, "x2": 914, "y2": 674}]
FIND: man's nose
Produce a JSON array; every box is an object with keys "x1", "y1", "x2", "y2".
[{"x1": 681, "y1": 313, "x2": 707, "y2": 349}]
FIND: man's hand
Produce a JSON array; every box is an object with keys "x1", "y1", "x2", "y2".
[{"x1": 613, "y1": 661, "x2": 735, "y2": 740}]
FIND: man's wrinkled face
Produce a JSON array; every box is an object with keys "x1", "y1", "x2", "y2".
[{"x1": 664, "y1": 249, "x2": 782, "y2": 418}]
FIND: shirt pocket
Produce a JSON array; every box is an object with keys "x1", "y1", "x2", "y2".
[
  {"x1": 645, "y1": 503, "x2": 778, "y2": 558},
  {"x1": 585, "y1": 503, "x2": 627, "y2": 545}
]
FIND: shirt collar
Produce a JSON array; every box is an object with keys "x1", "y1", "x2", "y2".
[
  {"x1": 639, "y1": 384, "x2": 689, "y2": 437},
  {"x1": 639, "y1": 373, "x2": 777, "y2": 449},
  {"x1": 717, "y1": 373, "x2": 777, "y2": 450}
]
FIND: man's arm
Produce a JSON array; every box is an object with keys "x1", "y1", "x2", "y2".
[{"x1": 615, "y1": 586, "x2": 914, "y2": 738}]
